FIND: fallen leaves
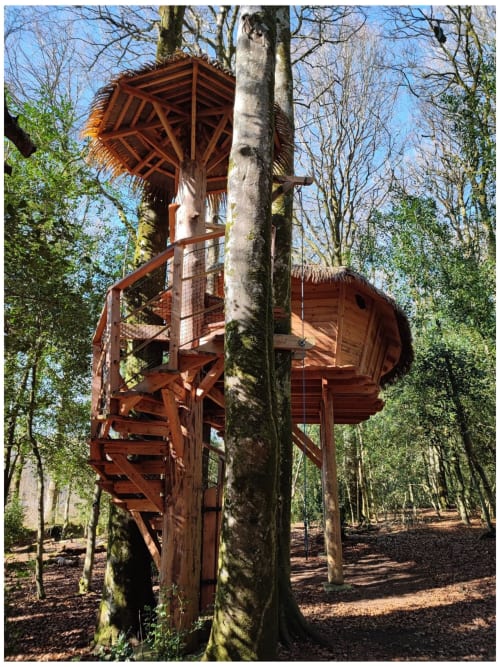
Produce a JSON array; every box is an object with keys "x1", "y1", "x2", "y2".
[{"x1": 3, "y1": 511, "x2": 496, "y2": 662}]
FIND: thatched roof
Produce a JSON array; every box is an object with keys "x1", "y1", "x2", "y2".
[
  {"x1": 291, "y1": 265, "x2": 413, "y2": 386},
  {"x1": 83, "y1": 51, "x2": 292, "y2": 203}
]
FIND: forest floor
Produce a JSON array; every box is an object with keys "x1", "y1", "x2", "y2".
[{"x1": 3, "y1": 510, "x2": 495, "y2": 662}]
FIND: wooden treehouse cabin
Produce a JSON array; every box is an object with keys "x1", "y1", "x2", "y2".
[{"x1": 85, "y1": 52, "x2": 413, "y2": 627}]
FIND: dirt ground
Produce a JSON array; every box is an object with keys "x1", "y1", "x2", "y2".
[{"x1": 4, "y1": 510, "x2": 495, "y2": 662}]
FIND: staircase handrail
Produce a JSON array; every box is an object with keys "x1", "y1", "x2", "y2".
[{"x1": 93, "y1": 228, "x2": 225, "y2": 345}]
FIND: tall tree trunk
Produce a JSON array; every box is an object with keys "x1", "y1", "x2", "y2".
[
  {"x1": 12, "y1": 452, "x2": 25, "y2": 499},
  {"x1": 95, "y1": 503, "x2": 156, "y2": 646},
  {"x1": 45, "y1": 478, "x2": 59, "y2": 526},
  {"x1": 4, "y1": 363, "x2": 31, "y2": 503},
  {"x1": 27, "y1": 345, "x2": 46, "y2": 600},
  {"x1": 441, "y1": 345, "x2": 494, "y2": 529},
  {"x1": 79, "y1": 479, "x2": 102, "y2": 594},
  {"x1": 61, "y1": 480, "x2": 72, "y2": 539},
  {"x1": 448, "y1": 446, "x2": 470, "y2": 526},
  {"x1": 157, "y1": 6, "x2": 186, "y2": 59},
  {"x1": 273, "y1": 5, "x2": 321, "y2": 645},
  {"x1": 203, "y1": 7, "x2": 279, "y2": 661},
  {"x1": 357, "y1": 425, "x2": 371, "y2": 524}
]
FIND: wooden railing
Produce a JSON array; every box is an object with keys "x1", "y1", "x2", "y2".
[{"x1": 91, "y1": 229, "x2": 225, "y2": 437}]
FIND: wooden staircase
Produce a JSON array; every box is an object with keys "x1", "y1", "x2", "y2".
[{"x1": 89, "y1": 231, "x2": 228, "y2": 579}]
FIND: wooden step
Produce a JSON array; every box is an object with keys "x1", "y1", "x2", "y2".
[
  {"x1": 114, "y1": 391, "x2": 166, "y2": 417},
  {"x1": 131, "y1": 367, "x2": 180, "y2": 394},
  {"x1": 89, "y1": 458, "x2": 167, "y2": 476},
  {"x1": 114, "y1": 498, "x2": 160, "y2": 512},
  {"x1": 109, "y1": 417, "x2": 170, "y2": 438},
  {"x1": 101, "y1": 439, "x2": 169, "y2": 456}
]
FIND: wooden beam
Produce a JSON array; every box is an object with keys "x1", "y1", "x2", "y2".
[
  {"x1": 119, "y1": 81, "x2": 188, "y2": 119},
  {"x1": 292, "y1": 424, "x2": 322, "y2": 468},
  {"x1": 168, "y1": 244, "x2": 184, "y2": 370},
  {"x1": 161, "y1": 388, "x2": 185, "y2": 461},
  {"x1": 191, "y1": 61, "x2": 198, "y2": 161},
  {"x1": 99, "y1": 119, "x2": 163, "y2": 140},
  {"x1": 112, "y1": 453, "x2": 164, "y2": 513},
  {"x1": 114, "y1": 498, "x2": 159, "y2": 512},
  {"x1": 106, "y1": 288, "x2": 122, "y2": 401},
  {"x1": 202, "y1": 112, "x2": 230, "y2": 165},
  {"x1": 89, "y1": 458, "x2": 166, "y2": 476},
  {"x1": 321, "y1": 380, "x2": 344, "y2": 585},
  {"x1": 131, "y1": 367, "x2": 180, "y2": 395},
  {"x1": 152, "y1": 101, "x2": 184, "y2": 162},
  {"x1": 274, "y1": 333, "x2": 314, "y2": 351},
  {"x1": 207, "y1": 385, "x2": 225, "y2": 408},
  {"x1": 179, "y1": 350, "x2": 220, "y2": 373},
  {"x1": 138, "y1": 130, "x2": 180, "y2": 169},
  {"x1": 195, "y1": 357, "x2": 225, "y2": 402},
  {"x1": 117, "y1": 393, "x2": 166, "y2": 418},
  {"x1": 113, "y1": 479, "x2": 163, "y2": 496},
  {"x1": 131, "y1": 511, "x2": 162, "y2": 570}
]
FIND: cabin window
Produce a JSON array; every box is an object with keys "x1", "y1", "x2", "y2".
[{"x1": 355, "y1": 293, "x2": 366, "y2": 310}]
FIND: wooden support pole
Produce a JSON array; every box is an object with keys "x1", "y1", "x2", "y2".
[
  {"x1": 130, "y1": 511, "x2": 161, "y2": 570},
  {"x1": 160, "y1": 374, "x2": 204, "y2": 632},
  {"x1": 320, "y1": 378, "x2": 344, "y2": 585},
  {"x1": 176, "y1": 160, "x2": 207, "y2": 348},
  {"x1": 168, "y1": 244, "x2": 184, "y2": 370},
  {"x1": 106, "y1": 288, "x2": 122, "y2": 412}
]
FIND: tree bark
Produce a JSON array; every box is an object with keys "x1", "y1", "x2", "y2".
[
  {"x1": 157, "y1": 6, "x2": 186, "y2": 59},
  {"x1": 27, "y1": 345, "x2": 46, "y2": 600},
  {"x1": 441, "y1": 345, "x2": 494, "y2": 529},
  {"x1": 79, "y1": 479, "x2": 102, "y2": 594},
  {"x1": 95, "y1": 503, "x2": 155, "y2": 646},
  {"x1": 272, "y1": 5, "x2": 320, "y2": 646},
  {"x1": 45, "y1": 478, "x2": 59, "y2": 526},
  {"x1": 4, "y1": 95, "x2": 36, "y2": 158},
  {"x1": 203, "y1": 7, "x2": 279, "y2": 661}
]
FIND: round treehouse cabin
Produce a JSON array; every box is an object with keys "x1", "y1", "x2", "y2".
[{"x1": 85, "y1": 52, "x2": 413, "y2": 627}]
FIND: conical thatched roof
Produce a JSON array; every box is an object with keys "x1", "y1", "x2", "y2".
[
  {"x1": 291, "y1": 265, "x2": 413, "y2": 387},
  {"x1": 83, "y1": 51, "x2": 292, "y2": 202}
]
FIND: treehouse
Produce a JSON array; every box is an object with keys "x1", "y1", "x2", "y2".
[{"x1": 85, "y1": 52, "x2": 413, "y2": 626}]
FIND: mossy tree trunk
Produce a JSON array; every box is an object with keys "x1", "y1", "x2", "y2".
[
  {"x1": 203, "y1": 7, "x2": 279, "y2": 661},
  {"x1": 95, "y1": 503, "x2": 156, "y2": 645},
  {"x1": 273, "y1": 5, "x2": 319, "y2": 645}
]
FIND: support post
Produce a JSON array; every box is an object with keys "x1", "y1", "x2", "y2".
[
  {"x1": 176, "y1": 160, "x2": 207, "y2": 347},
  {"x1": 160, "y1": 375, "x2": 204, "y2": 633},
  {"x1": 106, "y1": 288, "x2": 122, "y2": 414},
  {"x1": 320, "y1": 378, "x2": 344, "y2": 586}
]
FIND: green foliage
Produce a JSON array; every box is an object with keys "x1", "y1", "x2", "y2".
[
  {"x1": 4, "y1": 497, "x2": 29, "y2": 551},
  {"x1": 141, "y1": 590, "x2": 204, "y2": 661},
  {"x1": 95, "y1": 632, "x2": 135, "y2": 662},
  {"x1": 4, "y1": 88, "x2": 127, "y2": 503}
]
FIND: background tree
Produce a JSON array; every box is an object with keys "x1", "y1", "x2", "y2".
[
  {"x1": 295, "y1": 17, "x2": 402, "y2": 268},
  {"x1": 4, "y1": 90, "x2": 120, "y2": 596}
]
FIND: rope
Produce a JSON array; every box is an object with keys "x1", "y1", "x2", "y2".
[{"x1": 299, "y1": 190, "x2": 309, "y2": 560}]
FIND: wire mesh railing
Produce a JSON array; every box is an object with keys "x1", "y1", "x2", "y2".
[{"x1": 90, "y1": 230, "x2": 225, "y2": 433}]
